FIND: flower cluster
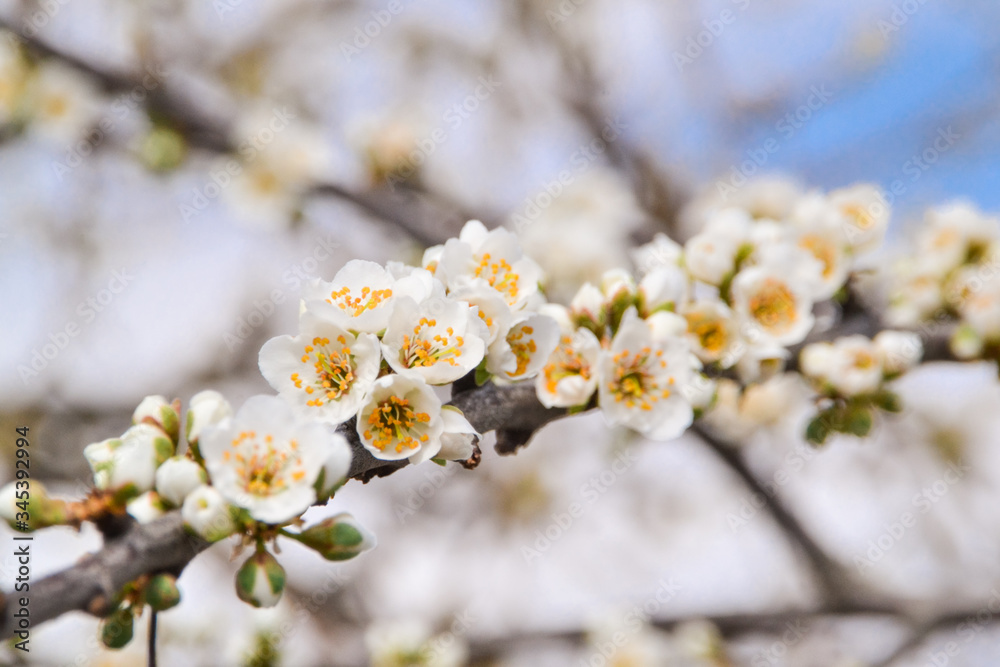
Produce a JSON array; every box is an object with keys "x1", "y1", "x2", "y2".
[
  {"x1": 887, "y1": 202, "x2": 1000, "y2": 362},
  {"x1": 534, "y1": 181, "x2": 892, "y2": 440},
  {"x1": 799, "y1": 331, "x2": 922, "y2": 444},
  {"x1": 259, "y1": 220, "x2": 561, "y2": 464}
]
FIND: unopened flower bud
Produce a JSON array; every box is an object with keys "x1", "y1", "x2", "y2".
[
  {"x1": 294, "y1": 513, "x2": 376, "y2": 562},
  {"x1": 126, "y1": 491, "x2": 167, "y2": 524},
  {"x1": 155, "y1": 457, "x2": 207, "y2": 507},
  {"x1": 145, "y1": 573, "x2": 181, "y2": 611},
  {"x1": 235, "y1": 551, "x2": 286, "y2": 608},
  {"x1": 101, "y1": 607, "x2": 134, "y2": 649},
  {"x1": 185, "y1": 390, "x2": 232, "y2": 446},
  {"x1": 132, "y1": 395, "x2": 180, "y2": 444},
  {"x1": 84, "y1": 424, "x2": 173, "y2": 495},
  {"x1": 0, "y1": 480, "x2": 67, "y2": 530},
  {"x1": 181, "y1": 485, "x2": 236, "y2": 542}
]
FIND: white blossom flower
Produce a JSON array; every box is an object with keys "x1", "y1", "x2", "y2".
[
  {"x1": 917, "y1": 202, "x2": 999, "y2": 276},
  {"x1": 447, "y1": 278, "x2": 514, "y2": 345},
  {"x1": 632, "y1": 232, "x2": 684, "y2": 276},
  {"x1": 799, "y1": 342, "x2": 836, "y2": 379},
  {"x1": 739, "y1": 374, "x2": 804, "y2": 427},
  {"x1": 682, "y1": 299, "x2": 743, "y2": 367},
  {"x1": 683, "y1": 208, "x2": 752, "y2": 284},
  {"x1": 731, "y1": 266, "x2": 815, "y2": 346},
  {"x1": 155, "y1": 456, "x2": 208, "y2": 507},
  {"x1": 802, "y1": 336, "x2": 883, "y2": 396},
  {"x1": 84, "y1": 424, "x2": 174, "y2": 494},
  {"x1": 23, "y1": 61, "x2": 103, "y2": 144},
  {"x1": 873, "y1": 330, "x2": 923, "y2": 375},
  {"x1": 181, "y1": 484, "x2": 236, "y2": 542},
  {"x1": 950, "y1": 268, "x2": 1000, "y2": 339},
  {"x1": 366, "y1": 619, "x2": 468, "y2": 667},
  {"x1": 259, "y1": 312, "x2": 381, "y2": 425},
  {"x1": 794, "y1": 226, "x2": 851, "y2": 299},
  {"x1": 599, "y1": 268, "x2": 637, "y2": 302},
  {"x1": 827, "y1": 183, "x2": 890, "y2": 252},
  {"x1": 357, "y1": 374, "x2": 444, "y2": 464},
  {"x1": 303, "y1": 260, "x2": 435, "y2": 334},
  {"x1": 570, "y1": 282, "x2": 606, "y2": 326},
  {"x1": 0, "y1": 40, "x2": 28, "y2": 125},
  {"x1": 126, "y1": 491, "x2": 167, "y2": 524},
  {"x1": 435, "y1": 220, "x2": 544, "y2": 310},
  {"x1": 597, "y1": 309, "x2": 694, "y2": 440},
  {"x1": 486, "y1": 313, "x2": 561, "y2": 382},
  {"x1": 536, "y1": 327, "x2": 602, "y2": 408},
  {"x1": 200, "y1": 395, "x2": 335, "y2": 524},
  {"x1": 887, "y1": 260, "x2": 944, "y2": 327},
  {"x1": 516, "y1": 168, "x2": 644, "y2": 301},
  {"x1": 438, "y1": 407, "x2": 480, "y2": 461},
  {"x1": 186, "y1": 390, "x2": 233, "y2": 445},
  {"x1": 638, "y1": 265, "x2": 688, "y2": 315},
  {"x1": 381, "y1": 296, "x2": 487, "y2": 384}
]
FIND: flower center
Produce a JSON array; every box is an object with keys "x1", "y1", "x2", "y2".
[
  {"x1": 852, "y1": 350, "x2": 877, "y2": 371},
  {"x1": 474, "y1": 252, "x2": 521, "y2": 304},
  {"x1": 543, "y1": 336, "x2": 591, "y2": 393},
  {"x1": 799, "y1": 235, "x2": 837, "y2": 279},
  {"x1": 507, "y1": 325, "x2": 537, "y2": 376},
  {"x1": 686, "y1": 313, "x2": 727, "y2": 354},
  {"x1": 224, "y1": 431, "x2": 306, "y2": 498},
  {"x1": 608, "y1": 346, "x2": 673, "y2": 410},
  {"x1": 843, "y1": 204, "x2": 875, "y2": 231},
  {"x1": 401, "y1": 318, "x2": 464, "y2": 369},
  {"x1": 749, "y1": 279, "x2": 798, "y2": 332},
  {"x1": 363, "y1": 396, "x2": 431, "y2": 453},
  {"x1": 292, "y1": 335, "x2": 356, "y2": 407},
  {"x1": 326, "y1": 285, "x2": 393, "y2": 317}
]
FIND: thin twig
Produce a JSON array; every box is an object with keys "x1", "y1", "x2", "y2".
[{"x1": 148, "y1": 610, "x2": 158, "y2": 667}]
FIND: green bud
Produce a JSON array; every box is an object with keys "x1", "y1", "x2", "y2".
[
  {"x1": 293, "y1": 513, "x2": 376, "y2": 562},
  {"x1": 145, "y1": 573, "x2": 181, "y2": 611},
  {"x1": 236, "y1": 551, "x2": 285, "y2": 608},
  {"x1": 873, "y1": 390, "x2": 903, "y2": 414},
  {"x1": 100, "y1": 608, "x2": 134, "y2": 649},
  {"x1": 805, "y1": 414, "x2": 831, "y2": 446},
  {"x1": 845, "y1": 406, "x2": 874, "y2": 437}
]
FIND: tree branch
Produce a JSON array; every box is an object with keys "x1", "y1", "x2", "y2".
[
  {"x1": 0, "y1": 513, "x2": 207, "y2": 637},
  {"x1": 0, "y1": 381, "x2": 571, "y2": 637}
]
